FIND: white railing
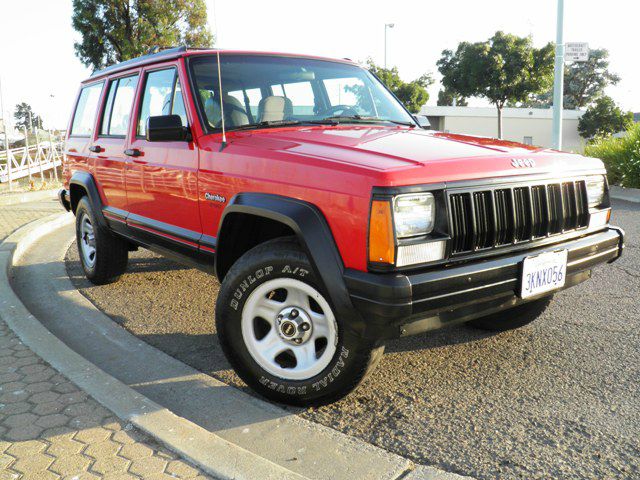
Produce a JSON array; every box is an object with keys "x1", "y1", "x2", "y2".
[{"x1": 0, "y1": 141, "x2": 64, "y2": 184}]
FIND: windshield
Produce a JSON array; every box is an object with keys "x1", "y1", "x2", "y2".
[{"x1": 189, "y1": 54, "x2": 416, "y2": 131}]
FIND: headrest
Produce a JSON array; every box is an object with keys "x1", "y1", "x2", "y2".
[{"x1": 258, "y1": 96, "x2": 293, "y2": 122}]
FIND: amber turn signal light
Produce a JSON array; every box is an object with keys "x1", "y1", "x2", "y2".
[{"x1": 369, "y1": 200, "x2": 395, "y2": 264}]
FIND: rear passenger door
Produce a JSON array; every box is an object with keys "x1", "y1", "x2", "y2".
[
  {"x1": 92, "y1": 73, "x2": 139, "y2": 215},
  {"x1": 126, "y1": 65, "x2": 201, "y2": 244}
]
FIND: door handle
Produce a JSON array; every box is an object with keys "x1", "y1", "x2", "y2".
[
  {"x1": 88, "y1": 145, "x2": 103, "y2": 153},
  {"x1": 124, "y1": 148, "x2": 142, "y2": 157}
]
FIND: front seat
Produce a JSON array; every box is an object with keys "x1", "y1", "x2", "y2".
[
  {"x1": 222, "y1": 95, "x2": 249, "y2": 127},
  {"x1": 258, "y1": 96, "x2": 293, "y2": 122},
  {"x1": 204, "y1": 94, "x2": 222, "y2": 127}
]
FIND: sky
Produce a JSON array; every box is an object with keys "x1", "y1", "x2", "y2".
[{"x1": 0, "y1": 0, "x2": 638, "y2": 130}]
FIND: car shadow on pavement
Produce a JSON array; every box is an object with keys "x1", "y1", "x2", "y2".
[{"x1": 385, "y1": 325, "x2": 500, "y2": 354}]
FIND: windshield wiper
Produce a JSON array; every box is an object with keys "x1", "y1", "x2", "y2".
[
  {"x1": 229, "y1": 119, "x2": 344, "y2": 132},
  {"x1": 225, "y1": 116, "x2": 413, "y2": 132},
  {"x1": 322, "y1": 115, "x2": 416, "y2": 127}
]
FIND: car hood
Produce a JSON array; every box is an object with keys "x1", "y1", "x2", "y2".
[{"x1": 231, "y1": 126, "x2": 604, "y2": 185}]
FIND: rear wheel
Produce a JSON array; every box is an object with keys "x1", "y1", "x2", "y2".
[
  {"x1": 216, "y1": 238, "x2": 384, "y2": 406},
  {"x1": 467, "y1": 296, "x2": 553, "y2": 331},
  {"x1": 75, "y1": 197, "x2": 129, "y2": 285}
]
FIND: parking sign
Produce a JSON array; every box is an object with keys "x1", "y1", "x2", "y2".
[{"x1": 565, "y1": 42, "x2": 589, "y2": 62}]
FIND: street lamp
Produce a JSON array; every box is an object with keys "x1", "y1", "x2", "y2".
[{"x1": 384, "y1": 23, "x2": 395, "y2": 68}]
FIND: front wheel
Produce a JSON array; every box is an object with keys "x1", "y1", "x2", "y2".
[{"x1": 215, "y1": 238, "x2": 384, "y2": 406}]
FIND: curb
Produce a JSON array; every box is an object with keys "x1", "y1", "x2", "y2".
[
  {"x1": 2, "y1": 214, "x2": 474, "y2": 480},
  {"x1": 0, "y1": 214, "x2": 306, "y2": 480},
  {"x1": 0, "y1": 188, "x2": 59, "y2": 206},
  {"x1": 610, "y1": 186, "x2": 640, "y2": 204}
]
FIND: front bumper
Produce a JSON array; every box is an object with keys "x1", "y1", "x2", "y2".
[
  {"x1": 345, "y1": 227, "x2": 625, "y2": 339},
  {"x1": 58, "y1": 188, "x2": 71, "y2": 212}
]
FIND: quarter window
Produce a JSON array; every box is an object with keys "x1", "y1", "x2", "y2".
[
  {"x1": 70, "y1": 82, "x2": 104, "y2": 136},
  {"x1": 137, "y1": 68, "x2": 187, "y2": 137},
  {"x1": 100, "y1": 75, "x2": 139, "y2": 136}
]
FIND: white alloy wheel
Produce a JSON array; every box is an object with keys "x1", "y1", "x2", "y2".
[
  {"x1": 241, "y1": 278, "x2": 338, "y2": 381},
  {"x1": 79, "y1": 213, "x2": 97, "y2": 268}
]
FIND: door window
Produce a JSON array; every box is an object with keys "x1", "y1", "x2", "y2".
[
  {"x1": 137, "y1": 68, "x2": 186, "y2": 137},
  {"x1": 100, "y1": 75, "x2": 139, "y2": 137},
  {"x1": 70, "y1": 82, "x2": 104, "y2": 137},
  {"x1": 323, "y1": 77, "x2": 376, "y2": 116}
]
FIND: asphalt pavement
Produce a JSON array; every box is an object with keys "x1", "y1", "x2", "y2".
[{"x1": 65, "y1": 199, "x2": 640, "y2": 480}]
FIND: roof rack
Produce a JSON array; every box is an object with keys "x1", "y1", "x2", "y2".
[{"x1": 89, "y1": 46, "x2": 214, "y2": 79}]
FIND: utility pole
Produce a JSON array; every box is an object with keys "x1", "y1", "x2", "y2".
[
  {"x1": 552, "y1": 0, "x2": 565, "y2": 150},
  {"x1": 384, "y1": 23, "x2": 394, "y2": 69}
]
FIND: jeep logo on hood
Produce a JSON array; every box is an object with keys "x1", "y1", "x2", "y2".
[{"x1": 511, "y1": 158, "x2": 536, "y2": 168}]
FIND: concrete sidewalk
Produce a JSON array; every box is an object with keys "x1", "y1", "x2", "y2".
[
  {"x1": 1, "y1": 200, "x2": 212, "y2": 479},
  {"x1": 1, "y1": 196, "x2": 473, "y2": 480}
]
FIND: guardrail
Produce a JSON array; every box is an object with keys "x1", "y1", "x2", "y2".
[{"x1": 0, "y1": 141, "x2": 64, "y2": 184}]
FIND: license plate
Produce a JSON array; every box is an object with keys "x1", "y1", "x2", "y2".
[{"x1": 520, "y1": 250, "x2": 568, "y2": 299}]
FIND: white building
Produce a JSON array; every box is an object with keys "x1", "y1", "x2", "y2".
[{"x1": 420, "y1": 106, "x2": 585, "y2": 152}]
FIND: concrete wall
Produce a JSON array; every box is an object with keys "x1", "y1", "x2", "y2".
[
  {"x1": 440, "y1": 115, "x2": 585, "y2": 152},
  {"x1": 421, "y1": 107, "x2": 586, "y2": 153}
]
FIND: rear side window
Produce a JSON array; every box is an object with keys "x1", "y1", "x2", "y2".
[
  {"x1": 70, "y1": 82, "x2": 104, "y2": 137},
  {"x1": 100, "y1": 75, "x2": 139, "y2": 137},
  {"x1": 137, "y1": 68, "x2": 187, "y2": 137}
]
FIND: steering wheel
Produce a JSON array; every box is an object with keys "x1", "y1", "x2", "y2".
[{"x1": 319, "y1": 104, "x2": 360, "y2": 118}]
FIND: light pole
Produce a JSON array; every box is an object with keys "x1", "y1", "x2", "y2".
[
  {"x1": 384, "y1": 23, "x2": 394, "y2": 69},
  {"x1": 552, "y1": 0, "x2": 565, "y2": 150},
  {"x1": 0, "y1": 76, "x2": 8, "y2": 153}
]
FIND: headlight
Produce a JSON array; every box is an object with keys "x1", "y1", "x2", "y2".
[
  {"x1": 392, "y1": 193, "x2": 435, "y2": 238},
  {"x1": 585, "y1": 175, "x2": 606, "y2": 207}
]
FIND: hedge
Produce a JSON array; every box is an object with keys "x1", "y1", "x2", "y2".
[{"x1": 584, "y1": 123, "x2": 640, "y2": 188}]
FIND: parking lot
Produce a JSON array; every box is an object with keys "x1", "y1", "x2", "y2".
[{"x1": 66, "y1": 199, "x2": 639, "y2": 480}]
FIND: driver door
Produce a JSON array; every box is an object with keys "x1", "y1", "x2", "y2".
[{"x1": 126, "y1": 64, "x2": 201, "y2": 243}]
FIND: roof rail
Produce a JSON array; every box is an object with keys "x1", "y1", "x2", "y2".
[{"x1": 89, "y1": 46, "x2": 210, "y2": 78}]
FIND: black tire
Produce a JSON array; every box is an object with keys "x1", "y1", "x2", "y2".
[
  {"x1": 215, "y1": 237, "x2": 384, "y2": 407},
  {"x1": 467, "y1": 296, "x2": 553, "y2": 331},
  {"x1": 75, "y1": 197, "x2": 129, "y2": 285}
]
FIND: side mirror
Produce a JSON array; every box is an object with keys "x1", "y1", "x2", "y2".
[
  {"x1": 146, "y1": 115, "x2": 191, "y2": 142},
  {"x1": 414, "y1": 115, "x2": 431, "y2": 129}
]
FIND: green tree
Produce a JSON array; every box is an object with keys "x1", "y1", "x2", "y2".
[
  {"x1": 437, "y1": 89, "x2": 468, "y2": 106},
  {"x1": 72, "y1": 0, "x2": 214, "y2": 70},
  {"x1": 578, "y1": 96, "x2": 633, "y2": 139},
  {"x1": 365, "y1": 59, "x2": 432, "y2": 113},
  {"x1": 519, "y1": 49, "x2": 620, "y2": 109},
  {"x1": 13, "y1": 102, "x2": 43, "y2": 131},
  {"x1": 437, "y1": 31, "x2": 554, "y2": 138}
]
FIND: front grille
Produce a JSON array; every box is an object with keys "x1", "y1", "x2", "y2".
[{"x1": 448, "y1": 180, "x2": 589, "y2": 254}]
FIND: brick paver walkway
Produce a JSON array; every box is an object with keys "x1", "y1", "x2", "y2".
[
  {"x1": 0, "y1": 200, "x2": 212, "y2": 479},
  {"x1": 0, "y1": 200, "x2": 61, "y2": 241}
]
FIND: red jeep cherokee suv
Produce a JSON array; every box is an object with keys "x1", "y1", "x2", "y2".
[{"x1": 59, "y1": 47, "x2": 624, "y2": 406}]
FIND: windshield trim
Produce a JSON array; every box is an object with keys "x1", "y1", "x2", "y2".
[{"x1": 186, "y1": 53, "x2": 419, "y2": 136}]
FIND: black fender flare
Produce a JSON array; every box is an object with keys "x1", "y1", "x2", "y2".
[
  {"x1": 217, "y1": 193, "x2": 366, "y2": 337},
  {"x1": 69, "y1": 171, "x2": 107, "y2": 228}
]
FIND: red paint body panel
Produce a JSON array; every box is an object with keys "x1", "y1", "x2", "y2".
[
  {"x1": 126, "y1": 61, "x2": 201, "y2": 233},
  {"x1": 64, "y1": 51, "x2": 606, "y2": 274}
]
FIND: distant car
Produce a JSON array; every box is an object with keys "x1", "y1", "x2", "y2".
[{"x1": 59, "y1": 47, "x2": 624, "y2": 406}]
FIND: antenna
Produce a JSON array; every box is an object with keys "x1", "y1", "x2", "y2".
[{"x1": 216, "y1": 50, "x2": 227, "y2": 147}]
